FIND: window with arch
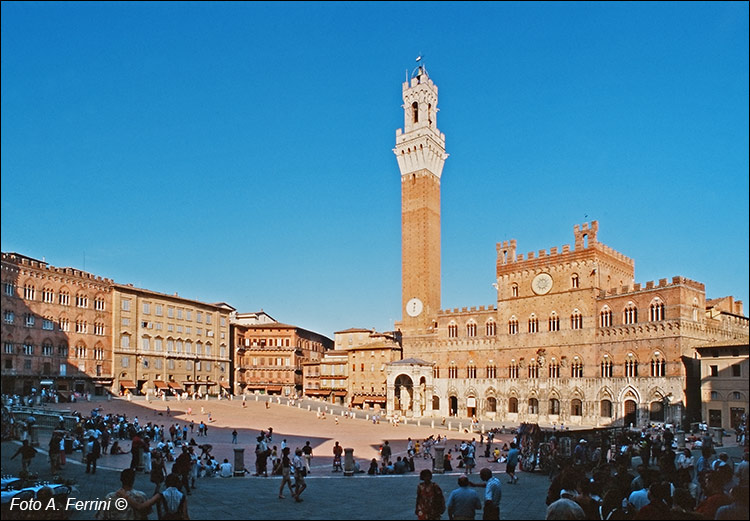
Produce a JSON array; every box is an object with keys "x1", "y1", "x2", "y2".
[
  {"x1": 692, "y1": 298, "x2": 699, "y2": 321},
  {"x1": 549, "y1": 359, "x2": 560, "y2": 378},
  {"x1": 528, "y1": 359, "x2": 539, "y2": 378},
  {"x1": 528, "y1": 314, "x2": 539, "y2": 333},
  {"x1": 485, "y1": 320, "x2": 496, "y2": 336},
  {"x1": 467, "y1": 362, "x2": 477, "y2": 379},
  {"x1": 508, "y1": 317, "x2": 519, "y2": 335},
  {"x1": 570, "y1": 310, "x2": 583, "y2": 330},
  {"x1": 528, "y1": 397, "x2": 539, "y2": 414},
  {"x1": 549, "y1": 398, "x2": 560, "y2": 415},
  {"x1": 95, "y1": 296, "x2": 105, "y2": 311},
  {"x1": 511, "y1": 284, "x2": 519, "y2": 297},
  {"x1": 571, "y1": 274, "x2": 579, "y2": 289},
  {"x1": 508, "y1": 397, "x2": 518, "y2": 413},
  {"x1": 448, "y1": 363, "x2": 458, "y2": 379},
  {"x1": 448, "y1": 323, "x2": 458, "y2": 338},
  {"x1": 601, "y1": 399, "x2": 613, "y2": 417},
  {"x1": 571, "y1": 398, "x2": 583, "y2": 416},
  {"x1": 59, "y1": 290, "x2": 70, "y2": 306},
  {"x1": 650, "y1": 299, "x2": 665, "y2": 321},
  {"x1": 23, "y1": 283, "x2": 35, "y2": 300},
  {"x1": 600, "y1": 306, "x2": 612, "y2": 327},
  {"x1": 549, "y1": 312, "x2": 560, "y2": 332},
  {"x1": 623, "y1": 303, "x2": 638, "y2": 325},
  {"x1": 651, "y1": 351, "x2": 666, "y2": 377},
  {"x1": 486, "y1": 397, "x2": 497, "y2": 412},
  {"x1": 466, "y1": 322, "x2": 477, "y2": 337},
  {"x1": 486, "y1": 363, "x2": 496, "y2": 378},
  {"x1": 432, "y1": 395, "x2": 440, "y2": 410},
  {"x1": 427, "y1": 103, "x2": 432, "y2": 126},
  {"x1": 75, "y1": 344, "x2": 86, "y2": 359},
  {"x1": 571, "y1": 356, "x2": 583, "y2": 378},
  {"x1": 433, "y1": 366, "x2": 440, "y2": 378},
  {"x1": 412, "y1": 102, "x2": 419, "y2": 123},
  {"x1": 42, "y1": 287, "x2": 55, "y2": 303},
  {"x1": 601, "y1": 355, "x2": 613, "y2": 377},
  {"x1": 624, "y1": 354, "x2": 638, "y2": 377},
  {"x1": 42, "y1": 341, "x2": 54, "y2": 357},
  {"x1": 76, "y1": 293, "x2": 88, "y2": 308},
  {"x1": 509, "y1": 360, "x2": 519, "y2": 379}
]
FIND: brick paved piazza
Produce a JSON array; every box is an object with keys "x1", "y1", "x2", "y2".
[{"x1": 3, "y1": 396, "x2": 553, "y2": 519}]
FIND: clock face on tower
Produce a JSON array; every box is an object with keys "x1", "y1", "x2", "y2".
[
  {"x1": 532, "y1": 273, "x2": 554, "y2": 295},
  {"x1": 406, "y1": 297, "x2": 424, "y2": 317}
]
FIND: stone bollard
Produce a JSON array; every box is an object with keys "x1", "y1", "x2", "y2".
[
  {"x1": 29, "y1": 424, "x2": 40, "y2": 447},
  {"x1": 162, "y1": 394, "x2": 166, "y2": 401},
  {"x1": 366, "y1": 414, "x2": 370, "y2": 421},
  {"x1": 711, "y1": 427, "x2": 724, "y2": 447},
  {"x1": 233, "y1": 447, "x2": 245, "y2": 477},
  {"x1": 481, "y1": 424, "x2": 485, "y2": 434},
  {"x1": 459, "y1": 422, "x2": 463, "y2": 432},
  {"x1": 344, "y1": 448, "x2": 355, "y2": 476},
  {"x1": 205, "y1": 394, "x2": 209, "y2": 401},
  {"x1": 307, "y1": 405, "x2": 310, "y2": 411},
  {"x1": 255, "y1": 394, "x2": 258, "y2": 401},
  {"x1": 230, "y1": 395, "x2": 234, "y2": 400},
  {"x1": 431, "y1": 420, "x2": 434, "y2": 429},
  {"x1": 192, "y1": 393, "x2": 196, "y2": 400},
  {"x1": 127, "y1": 394, "x2": 132, "y2": 401},
  {"x1": 432, "y1": 446, "x2": 445, "y2": 474},
  {"x1": 418, "y1": 420, "x2": 421, "y2": 427},
  {"x1": 676, "y1": 431, "x2": 686, "y2": 449},
  {"x1": 448, "y1": 422, "x2": 452, "y2": 431}
]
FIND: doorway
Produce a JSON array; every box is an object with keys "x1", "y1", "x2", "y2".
[{"x1": 624, "y1": 399, "x2": 637, "y2": 427}]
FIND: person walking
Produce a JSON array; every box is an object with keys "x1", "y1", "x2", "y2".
[
  {"x1": 416, "y1": 469, "x2": 446, "y2": 520},
  {"x1": 85, "y1": 435, "x2": 101, "y2": 474},
  {"x1": 381, "y1": 440, "x2": 392, "y2": 464},
  {"x1": 506, "y1": 442, "x2": 520, "y2": 484},
  {"x1": 447, "y1": 475, "x2": 482, "y2": 520},
  {"x1": 10, "y1": 439, "x2": 37, "y2": 474},
  {"x1": 332, "y1": 441, "x2": 343, "y2": 472},
  {"x1": 302, "y1": 441, "x2": 313, "y2": 474},
  {"x1": 471, "y1": 468, "x2": 502, "y2": 520},
  {"x1": 292, "y1": 448, "x2": 307, "y2": 502},
  {"x1": 151, "y1": 450, "x2": 166, "y2": 495},
  {"x1": 278, "y1": 447, "x2": 295, "y2": 499},
  {"x1": 231, "y1": 429, "x2": 238, "y2": 444}
]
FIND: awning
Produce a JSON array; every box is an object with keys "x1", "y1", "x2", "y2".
[
  {"x1": 244, "y1": 385, "x2": 265, "y2": 391},
  {"x1": 40, "y1": 380, "x2": 54, "y2": 386},
  {"x1": 220, "y1": 382, "x2": 231, "y2": 389},
  {"x1": 168, "y1": 382, "x2": 182, "y2": 390},
  {"x1": 119, "y1": 380, "x2": 136, "y2": 389},
  {"x1": 363, "y1": 396, "x2": 386, "y2": 404},
  {"x1": 153, "y1": 381, "x2": 168, "y2": 390},
  {"x1": 351, "y1": 396, "x2": 365, "y2": 405},
  {"x1": 205, "y1": 381, "x2": 217, "y2": 386},
  {"x1": 266, "y1": 386, "x2": 282, "y2": 392},
  {"x1": 304, "y1": 389, "x2": 329, "y2": 396},
  {"x1": 332, "y1": 391, "x2": 347, "y2": 397}
]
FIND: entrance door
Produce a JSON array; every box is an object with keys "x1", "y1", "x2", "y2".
[
  {"x1": 730, "y1": 408, "x2": 745, "y2": 430},
  {"x1": 709, "y1": 409, "x2": 722, "y2": 428},
  {"x1": 624, "y1": 400, "x2": 637, "y2": 427},
  {"x1": 467, "y1": 396, "x2": 476, "y2": 418},
  {"x1": 449, "y1": 396, "x2": 458, "y2": 417}
]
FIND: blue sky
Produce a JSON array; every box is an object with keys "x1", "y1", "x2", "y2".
[{"x1": 2, "y1": 2, "x2": 748, "y2": 338}]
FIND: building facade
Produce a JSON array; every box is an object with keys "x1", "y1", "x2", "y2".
[
  {"x1": 111, "y1": 284, "x2": 234, "y2": 397},
  {"x1": 1, "y1": 253, "x2": 114, "y2": 397},
  {"x1": 696, "y1": 343, "x2": 748, "y2": 431},
  {"x1": 233, "y1": 321, "x2": 333, "y2": 396},
  {"x1": 389, "y1": 68, "x2": 749, "y2": 428}
]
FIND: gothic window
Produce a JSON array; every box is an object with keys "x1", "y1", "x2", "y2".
[
  {"x1": 448, "y1": 362, "x2": 458, "y2": 379},
  {"x1": 511, "y1": 284, "x2": 519, "y2": 297},
  {"x1": 601, "y1": 399, "x2": 613, "y2": 417},
  {"x1": 486, "y1": 397, "x2": 497, "y2": 412},
  {"x1": 600, "y1": 306, "x2": 612, "y2": 327},
  {"x1": 528, "y1": 314, "x2": 539, "y2": 333},
  {"x1": 528, "y1": 398, "x2": 539, "y2": 414},
  {"x1": 692, "y1": 298, "x2": 699, "y2": 321},
  {"x1": 600, "y1": 355, "x2": 613, "y2": 377},
  {"x1": 486, "y1": 363, "x2": 496, "y2": 378},
  {"x1": 624, "y1": 353, "x2": 638, "y2": 377},
  {"x1": 42, "y1": 287, "x2": 55, "y2": 303},
  {"x1": 570, "y1": 310, "x2": 583, "y2": 330},
  {"x1": 571, "y1": 274, "x2": 579, "y2": 289},
  {"x1": 485, "y1": 320, "x2": 496, "y2": 336},
  {"x1": 428, "y1": 103, "x2": 432, "y2": 126},
  {"x1": 571, "y1": 399, "x2": 583, "y2": 416},
  {"x1": 412, "y1": 102, "x2": 419, "y2": 123},
  {"x1": 467, "y1": 322, "x2": 477, "y2": 337},
  {"x1": 448, "y1": 323, "x2": 458, "y2": 338},
  {"x1": 508, "y1": 317, "x2": 519, "y2": 335},
  {"x1": 23, "y1": 283, "x2": 35, "y2": 300},
  {"x1": 432, "y1": 395, "x2": 440, "y2": 410},
  {"x1": 508, "y1": 397, "x2": 518, "y2": 413},
  {"x1": 549, "y1": 312, "x2": 560, "y2": 332},
  {"x1": 650, "y1": 351, "x2": 666, "y2": 377},
  {"x1": 623, "y1": 302, "x2": 638, "y2": 325},
  {"x1": 76, "y1": 293, "x2": 88, "y2": 308},
  {"x1": 467, "y1": 363, "x2": 477, "y2": 379},
  {"x1": 528, "y1": 359, "x2": 539, "y2": 378},
  {"x1": 649, "y1": 298, "x2": 665, "y2": 321},
  {"x1": 549, "y1": 398, "x2": 560, "y2": 415},
  {"x1": 433, "y1": 366, "x2": 440, "y2": 378},
  {"x1": 548, "y1": 359, "x2": 560, "y2": 378},
  {"x1": 509, "y1": 360, "x2": 519, "y2": 379},
  {"x1": 571, "y1": 356, "x2": 583, "y2": 378},
  {"x1": 59, "y1": 290, "x2": 70, "y2": 306}
]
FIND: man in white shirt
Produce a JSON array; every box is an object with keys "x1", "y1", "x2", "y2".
[{"x1": 219, "y1": 458, "x2": 232, "y2": 478}]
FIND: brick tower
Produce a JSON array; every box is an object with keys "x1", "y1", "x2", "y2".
[{"x1": 394, "y1": 65, "x2": 448, "y2": 333}]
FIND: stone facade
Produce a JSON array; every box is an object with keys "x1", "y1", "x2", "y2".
[
  {"x1": 389, "y1": 70, "x2": 749, "y2": 429},
  {"x1": 696, "y1": 343, "x2": 749, "y2": 431},
  {"x1": 111, "y1": 284, "x2": 234, "y2": 397},
  {"x1": 1, "y1": 252, "x2": 114, "y2": 396}
]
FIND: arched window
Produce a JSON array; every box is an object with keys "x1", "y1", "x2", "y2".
[
  {"x1": 486, "y1": 397, "x2": 497, "y2": 413},
  {"x1": 600, "y1": 306, "x2": 612, "y2": 327},
  {"x1": 511, "y1": 284, "x2": 519, "y2": 297},
  {"x1": 508, "y1": 397, "x2": 518, "y2": 413},
  {"x1": 448, "y1": 362, "x2": 458, "y2": 379},
  {"x1": 571, "y1": 356, "x2": 583, "y2": 378},
  {"x1": 528, "y1": 358, "x2": 539, "y2": 378},
  {"x1": 412, "y1": 102, "x2": 419, "y2": 123},
  {"x1": 427, "y1": 103, "x2": 432, "y2": 126},
  {"x1": 467, "y1": 362, "x2": 477, "y2": 379},
  {"x1": 485, "y1": 320, "x2": 496, "y2": 336},
  {"x1": 570, "y1": 310, "x2": 583, "y2": 330},
  {"x1": 549, "y1": 312, "x2": 560, "y2": 332},
  {"x1": 601, "y1": 399, "x2": 613, "y2": 417},
  {"x1": 623, "y1": 303, "x2": 638, "y2": 325},
  {"x1": 448, "y1": 323, "x2": 458, "y2": 338},
  {"x1": 486, "y1": 362, "x2": 496, "y2": 378},
  {"x1": 650, "y1": 351, "x2": 666, "y2": 377},
  {"x1": 571, "y1": 274, "x2": 579, "y2": 289},
  {"x1": 432, "y1": 395, "x2": 440, "y2": 410},
  {"x1": 624, "y1": 353, "x2": 638, "y2": 377},
  {"x1": 548, "y1": 358, "x2": 560, "y2": 378},
  {"x1": 508, "y1": 317, "x2": 519, "y2": 335},
  {"x1": 549, "y1": 398, "x2": 560, "y2": 415},
  {"x1": 528, "y1": 398, "x2": 539, "y2": 414},
  {"x1": 601, "y1": 355, "x2": 613, "y2": 377},
  {"x1": 528, "y1": 314, "x2": 539, "y2": 333},
  {"x1": 509, "y1": 360, "x2": 519, "y2": 379},
  {"x1": 571, "y1": 399, "x2": 583, "y2": 416},
  {"x1": 692, "y1": 298, "x2": 699, "y2": 321},
  {"x1": 650, "y1": 298, "x2": 665, "y2": 321},
  {"x1": 466, "y1": 322, "x2": 477, "y2": 337}
]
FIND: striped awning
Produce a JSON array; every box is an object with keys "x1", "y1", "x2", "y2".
[
  {"x1": 119, "y1": 380, "x2": 136, "y2": 389},
  {"x1": 153, "y1": 381, "x2": 168, "y2": 390},
  {"x1": 168, "y1": 382, "x2": 182, "y2": 390}
]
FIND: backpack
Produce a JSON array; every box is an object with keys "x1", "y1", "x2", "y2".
[{"x1": 159, "y1": 493, "x2": 186, "y2": 520}]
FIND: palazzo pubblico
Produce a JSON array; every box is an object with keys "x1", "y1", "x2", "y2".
[{"x1": 385, "y1": 66, "x2": 748, "y2": 429}]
